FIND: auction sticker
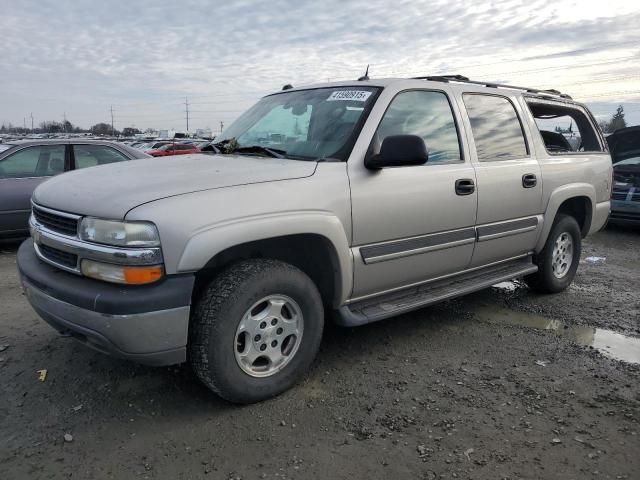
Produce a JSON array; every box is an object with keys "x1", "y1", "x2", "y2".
[{"x1": 327, "y1": 90, "x2": 372, "y2": 102}]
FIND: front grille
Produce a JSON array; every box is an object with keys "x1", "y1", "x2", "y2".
[
  {"x1": 33, "y1": 207, "x2": 78, "y2": 236},
  {"x1": 612, "y1": 191, "x2": 627, "y2": 201},
  {"x1": 38, "y1": 244, "x2": 78, "y2": 268}
]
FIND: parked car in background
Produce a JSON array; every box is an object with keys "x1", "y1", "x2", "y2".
[
  {"x1": 0, "y1": 140, "x2": 148, "y2": 238},
  {"x1": 141, "y1": 141, "x2": 171, "y2": 152},
  {"x1": 146, "y1": 143, "x2": 200, "y2": 157},
  {"x1": 608, "y1": 126, "x2": 640, "y2": 225}
]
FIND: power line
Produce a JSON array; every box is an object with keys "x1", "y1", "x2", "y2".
[
  {"x1": 576, "y1": 89, "x2": 640, "y2": 100},
  {"x1": 367, "y1": 55, "x2": 640, "y2": 81}
]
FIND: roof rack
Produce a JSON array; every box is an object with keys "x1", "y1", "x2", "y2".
[{"x1": 412, "y1": 75, "x2": 572, "y2": 99}]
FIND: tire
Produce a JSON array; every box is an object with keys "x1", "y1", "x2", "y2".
[
  {"x1": 525, "y1": 214, "x2": 581, "y2": 293},
  {"x1": 189, "y1": 259, "x2": 324, "y2": 404}
]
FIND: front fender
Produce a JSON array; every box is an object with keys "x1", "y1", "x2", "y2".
[
  {"x1": 535, "y1": 183, "x2": 596, "y2": 252},
  {"x1": 177, "y1": 210, "x2": 353, "y2": 305}
]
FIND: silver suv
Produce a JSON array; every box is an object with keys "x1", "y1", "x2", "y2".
[{"x1": 17, "y1": 75, "x2": 612, "y2": 403}]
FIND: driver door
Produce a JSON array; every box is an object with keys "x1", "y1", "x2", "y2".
[{"x1": 348, "y1": 89, "x2": 477, "y2": 299}]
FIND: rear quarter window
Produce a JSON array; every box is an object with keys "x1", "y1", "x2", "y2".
[{"x1": 526, "y1": 98, "x2": 603, "y2": 154}]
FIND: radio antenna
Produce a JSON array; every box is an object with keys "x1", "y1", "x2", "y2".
[{"x1": 358, "y1": 64, "x2": 370, "y2": 81}]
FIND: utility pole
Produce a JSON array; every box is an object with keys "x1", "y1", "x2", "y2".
[
  {"x1": 220, "y1": 121, "x2": 224, "y2": 134},
  {"x1": 110, "y1": 105, "x2": 115, "y2": 136},
  {"x1": 63, "y1": 112, "x2": 67, "y2": 134},
  {"x1": 184, "y1": 97, "x2": 190, "y2": 133},
  {"x1": 23, "y1": 117, "x2": 26, "y2": 131},
  {"x1": 30, "y1": 113, "x2": 34, "y2": 132}
]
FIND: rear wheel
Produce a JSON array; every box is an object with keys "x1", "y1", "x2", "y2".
[
  {"x1": 189, "y1": 259, "x2": 324, "y2": 404},
  {"x1": 525, "y1": 214, "x2": 581, "y2": 293}
]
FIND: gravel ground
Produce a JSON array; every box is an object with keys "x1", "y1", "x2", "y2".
[{"x1": 1, "y1": 225, "x2": 638, "y2": 480}]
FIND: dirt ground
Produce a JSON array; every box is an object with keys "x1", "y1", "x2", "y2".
[{"x1": 1, "y1": 225, "x2": 638, "y2": 480}]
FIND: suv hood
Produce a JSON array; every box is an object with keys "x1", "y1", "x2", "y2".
[{"x1": 33, "y1": 154, "x2": 317, "y2": 219}]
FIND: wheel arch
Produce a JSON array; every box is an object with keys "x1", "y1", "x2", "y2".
[
  {"x1": 536, "y1": 183, "x2": 595, "y2": 252},
  {"x1": 178, "y1": 212, "x2": 353, "y2": 307}
]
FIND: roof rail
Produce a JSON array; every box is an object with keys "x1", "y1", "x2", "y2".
[{"x1": 412, "y1": 75, "x2": 572, "y2": 99}]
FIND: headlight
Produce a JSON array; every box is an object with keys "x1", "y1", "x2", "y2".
[
  {"x1": 81, "y1": 259, "x2": 164, "y2": 285},
  {"x1": 79, "y1": 218, "x2": 160, "y2": 247}
]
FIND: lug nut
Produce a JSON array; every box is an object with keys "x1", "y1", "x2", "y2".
[
  {"x1": 260, "y1": 344, "x2": 267, "y2": 351},
  {"x1": 276, "y1": 328, "x2": 283, "y2": 335},
  {"x1": 254, "y1": 334, "x2": 261, "y2": 342},
  {"x1": 271, "y1": 340, "x2": 278, "y2": 347},
  {"x1": 259, "y1": 321, "x2": 267, "y2": 329},
  {"x1": 271, "y1": 318, "x2": 278, "y2": 326}
]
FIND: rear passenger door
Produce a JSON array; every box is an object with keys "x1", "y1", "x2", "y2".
[{"x1": 459, "y1": 93, "x2": 543, "y2": 267}]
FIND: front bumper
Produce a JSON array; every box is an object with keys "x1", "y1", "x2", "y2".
[{"x1": 17, "y1": 240, "x2": 195, "y2": 366}]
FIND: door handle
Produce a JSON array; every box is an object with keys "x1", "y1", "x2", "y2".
[
  {"x1": 455, "y1": 178, "x2": 475, "y2": 195},
  {"x1": 522, "y1": 173, "x2": 537, "y2": 188}
]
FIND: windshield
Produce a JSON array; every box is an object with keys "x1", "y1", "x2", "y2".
[{"x1": 217, "y1": 87, "x2": 380, "y2": 161}]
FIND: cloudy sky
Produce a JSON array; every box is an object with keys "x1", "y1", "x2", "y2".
[{"x1": 1, "y1": 0, "x2": 639, "y2": 132}]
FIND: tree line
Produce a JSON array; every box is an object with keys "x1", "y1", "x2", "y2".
[
  {"x1": 598, "y1": 105, "x2": 627, "y2": 134},
  {"x1": 1, "y1": 105, "x2": 632, "y2": 137},
  {"x1": 0, "y1": 120, "x2": 142, "y2": 137}
]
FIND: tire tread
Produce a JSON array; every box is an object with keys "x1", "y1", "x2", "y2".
[{"x1": 189, "y1": 259, "x2": 319, "y2": 402}]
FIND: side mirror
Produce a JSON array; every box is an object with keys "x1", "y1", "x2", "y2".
[{"x1": 365, "y1": 135, "x2": 429, "y2": 170}]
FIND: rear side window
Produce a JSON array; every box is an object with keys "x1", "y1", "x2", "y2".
[
  {"x1": 374, "y1": 90, "x2": 462, "y2": 163},
  {"x1": 73, "y1": 145, "x2": 130, "y2": 169},
  {"x1": 0, "y1": 145, "x2": 66, "y2": 178},
  {"x1": 463, "y1": 94, "x2": 528, "y2": 161},
  {"x1": 526, "y1": 99, "x2": 603, "y2": 154}
]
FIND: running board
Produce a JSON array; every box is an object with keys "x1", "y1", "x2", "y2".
[{"x1": 337, "y1": 256, "x2": 537, "y2": 326}]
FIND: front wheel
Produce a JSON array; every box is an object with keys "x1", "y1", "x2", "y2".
[
  {"x1": 525, "y1": 214, "x2": 582, "y2": 293},
  {"x1": 189, "y1": 259, "x2": 324, "y2": 404}
]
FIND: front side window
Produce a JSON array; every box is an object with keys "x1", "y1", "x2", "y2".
[
  {"x1": 218, "y1": 86, "x2": 380, "y2": 161},
  {"x1": 527, "y1": 99, "x2": 603, "y2": 154},
  {"x1": 373, "y1": 90, "x2": 462, "y2": 163},
  {"x1": 0, "y1": 145, "x2": 66, "y2": 179},
  {"x1": 73, "y1": 145, "x2": 130, "y2": 169},
  {"x1": 463, "y1": 94, "x2": 528, "y2": 161}
]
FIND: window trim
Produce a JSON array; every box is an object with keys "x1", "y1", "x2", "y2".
[
  {"x1": 462, "y1": 92, "x2": 531, "y2": 162},
  {"x1": 368, "y1": 88, "x2": 465, "y2": 166},
  {"x1": 524, "y1": 96, "x2": 607, "y2": 156},
  {"x1": 0, "y1": 144, "x2": 70, "y2": 179}
]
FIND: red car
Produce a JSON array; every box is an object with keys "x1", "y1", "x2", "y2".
[{"x1": 147, "y1": 143, "x2": 200, "y2": 157}]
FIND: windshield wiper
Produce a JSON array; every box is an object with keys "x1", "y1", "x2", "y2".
[
  {"x1": 233, "y1": 145, "x2": 287, "y2": 158},
  {"x1": 206, "y1": 137, "x2": 237, "y2": 154},
  {"x1": 208, "y1": 138, "x2": 286, "y2": 158}
]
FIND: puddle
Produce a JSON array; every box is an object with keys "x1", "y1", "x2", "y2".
[
  {"x1": 492, "y1": 281, "x2": 519, "y2": 292},
  {"x1": 475, "y1": 305, "x2": 640, "y2": 365},
  {"x1": 583, "y1": 256, "x2": 607, "y2": 265}
]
